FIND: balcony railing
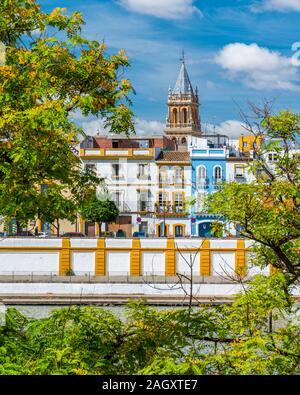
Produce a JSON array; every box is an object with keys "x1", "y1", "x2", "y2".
[
  {"x1": 196, "y1": 177, "x2": 209, "y2": 189},
  {"x1": 166, "y1": 122, "x2": 193, "y2": 128},
  {"x1": 159, "y1": 176, "x2": 184, "y2": 188},
  {"x1": 212, "y1": 177, "x2": 225, "y2": 189},
  {"x1": 137, "y1": 173, "x2": 151, "y2": 180},
  {"x1": 234, "y1": 175, "x2": 246, "y2": 183},
  {"x1": 137, "y1": 202, "x2": 153, "y2": 213},
  {"x1": 159, "y1": 177, "x2": 173, "y2": 187},
  {"x1": 155, "y1": 203, "x2": 186, "y2": 216},
  {"x1": 113, "y1": 202, "x2": 132, "y2": 213}
]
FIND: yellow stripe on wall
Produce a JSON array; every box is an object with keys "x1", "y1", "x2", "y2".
[
  {"x1": 95, "y1": 238, "x2": 106, "y2": 276},
  {"x1": 165, "y1": 238, "x2": 176, "y2": 275},
  {"x1": 200, "y1": 239, "x2": 211, "y2": 276},
  {"x1": 130, "y1": 239, "x2": 141, "y2": 276},
  {"x1": 59, "y1": 238, "x2": 71, "y2": 275},
  {"x1": 235, "y1": 239, "x2": 246, "y2": 276}
]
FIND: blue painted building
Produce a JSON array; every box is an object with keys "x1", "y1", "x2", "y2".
[{"x1": 190, "y1": 147, "x2": 226, "y2": 237}]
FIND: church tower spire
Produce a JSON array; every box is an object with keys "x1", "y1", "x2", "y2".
[{"x1": 165, "y1": 54, "x2": 201, "y2": 150}]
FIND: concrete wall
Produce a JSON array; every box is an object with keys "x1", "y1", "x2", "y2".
[{"x1": 0, "y1": 237, "x2": 273, "y2": 278}]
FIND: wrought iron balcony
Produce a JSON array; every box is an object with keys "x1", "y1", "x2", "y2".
[
  {"x1": 196, "y1": 177, "x2": 209, "y2": 189},
  {"x1": 137, "y1": 202, "x2": 153, "y2": 213},
  {"x1": 212, "y1": 177, "x2": 225, "y2": 189},
  {"x1": 154, "y1": 202, "x2": 186, "y2": 217}
]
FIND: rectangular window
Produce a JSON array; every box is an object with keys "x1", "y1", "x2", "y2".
[
  {"x1": 138, "y1": 190, "x2": 150, "y2": 211},
  {"x1": 174, "y1": 167, "x2": 183, "y2": 186},
  {"x1": 159, "y1": 169, "x2": 168, "y2": 185},
  {"x1": 174, "y1": 192, "x2": 183, "y2": 212},
  {"x1": 112, "y1": 164, "x2": 121, "y2": 177},
  {"x1": 158, "y1": 192, "x2": 168, "y2": 211},
  {"x1": 138, "y1": 164, "x2": 149, "y2": 178},
  {"x1": 268, "y1": 153, "x2": 278, "y2": 162},
  {"x1": 235, "y1": 165, "x2": 245, "y2": 178},
  {"x1": 111, "y1": 191, "x2": 121, "y2": 207}
]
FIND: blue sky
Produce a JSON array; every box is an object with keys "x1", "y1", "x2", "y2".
[{"x1": 44, "y1": 0, "x2": 300, "y2": 137}]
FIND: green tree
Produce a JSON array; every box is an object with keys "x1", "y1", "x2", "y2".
[
  {"x1": 0, "y1": 0, "x2": 134, "y2": 229},
  {"x1": 80, "y1": 194, "x2": 119, "y2": 235},
  {"x1": 38, "y1": 185, "x2": 77, "y2": 237},
  {"x1": 208, "y1": 107, "x2": 300, "y2": 284},
  {"x1": 0, "y1": 274, "x2": 299, "y2": 375}
]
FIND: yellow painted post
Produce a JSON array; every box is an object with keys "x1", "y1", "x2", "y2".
[
  {"x1": 200, "y1": 239, "x2": 211, "y2": 276},
  {"x1": 59, "y1": 238, "x2": 71, "y2": 275},
  {"x1": 95, "y1": 223, "x2": 100, "y2": 237},
  {"x1": 235, "y1": 239, "x2": 246, "y2": 276},
  {"x1": 130, "y1": 239, "x2": 141, "y2": 276},
  {"x1": 128, "y1": 148, "x2": 133, "y2": 157},
  {"x1": 79, "y1": 217, "x2": 84, "y2": 233},
  {"x1": 95, "y1": 238, "x2": 106, "y2": 276},
  {"x1": 165, "y1": 238, "x2": 176, "y2": 276}
]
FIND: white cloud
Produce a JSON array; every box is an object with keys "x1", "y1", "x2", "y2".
[
  {"x1": 215, "y1": 43, "x2": 300, "y2": 91},
  {"x1": 134, "y1": 118, "x2": 165, "y2": 135},
  {"x1": 118, "y1": 0, "x2": 202, "y2": 20},
  {"x1": 72, "y1": 112, "x2": 165, "y2": 137},
  {"x1": 204, "y1": 120, "x2": 247, "y2": 139},
  {"x1": 253, "y1": 0, "x2": 300, "y2": 12}
]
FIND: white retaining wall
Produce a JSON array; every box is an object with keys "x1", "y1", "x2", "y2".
[{"x1": 0, "y1": 237, "x2": 270, "y2": 277}]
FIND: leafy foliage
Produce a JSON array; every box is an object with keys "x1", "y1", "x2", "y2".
[
  {"x1": 80, "y1": 194, "x2": 119, "y2": 231},
  {"x1": 208, "y1": 108, "x2": 300, "y2": 284},
  {"x1": 0, "y1": 274, "x2": 299, "y2": 375},
  {"x1": 0, "y1": 0, "x2": 134, "y2": 228}
]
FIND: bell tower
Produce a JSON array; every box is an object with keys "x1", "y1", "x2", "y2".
[{"x1": 165, "y1": 53, "x2": 201, "y2": 150}]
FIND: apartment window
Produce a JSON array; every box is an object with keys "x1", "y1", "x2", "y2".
[
  {"x1": 198, "y1": 166, "x2": 206, "y2": 180},
  {"x1": 243, "y1": 142, "x2": 248, "y2": 148},
  {"x1": 158, "y1": 192, "x2": 168, "y2": 210},
  {"x1": 138, "y1": 164, "x2": 149, "y2": 178},
  {"x1": 268, "y1": 153, "x2": 278, "y2": 162},
  {"x1": 174, "y1": 167, "x2": 183, "y2": 186},
  {"x1": 138, "y1": 190, "x2": 150, "y2": 212},
  {"x1": 197, "y1": 166, "x2": 206, "y2": 188},
  {"x1": 112, "y1": 164, "x2": 121, "y2": 177},
  {"x1": 159, "y1": 167, "x2": 168, "y2": 185},
  {"x1": 111, "y1": 191, "x2": 121, "y2": 207},
  {"x1": 174, "y1": 192, "x2": 183, "y2": 212},
  {"x1": 235, "y1": 165, "x2": 245, "y2": 178},
  {"x1": 214, "y1": 166, "x2": 222, "y2": 181}
]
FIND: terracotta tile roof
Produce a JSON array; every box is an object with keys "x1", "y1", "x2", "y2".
[{"x1": 156, "y1": 151, "x2": 190, "y2": 163}]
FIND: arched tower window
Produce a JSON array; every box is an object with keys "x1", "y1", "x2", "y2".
[
  {"x1": 182, "y1": 108, "x2": 187, "y2": 124},
  {"x1": 172, "y1": 108, "x2": 178, "y2": 125},
  {"x1": 181, "y1": 137, "x2": 186, "y2": 144}
]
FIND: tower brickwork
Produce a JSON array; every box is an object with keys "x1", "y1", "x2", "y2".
[{"x1": 165, "y1": 56, "x2": 201, "y2": 151}]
